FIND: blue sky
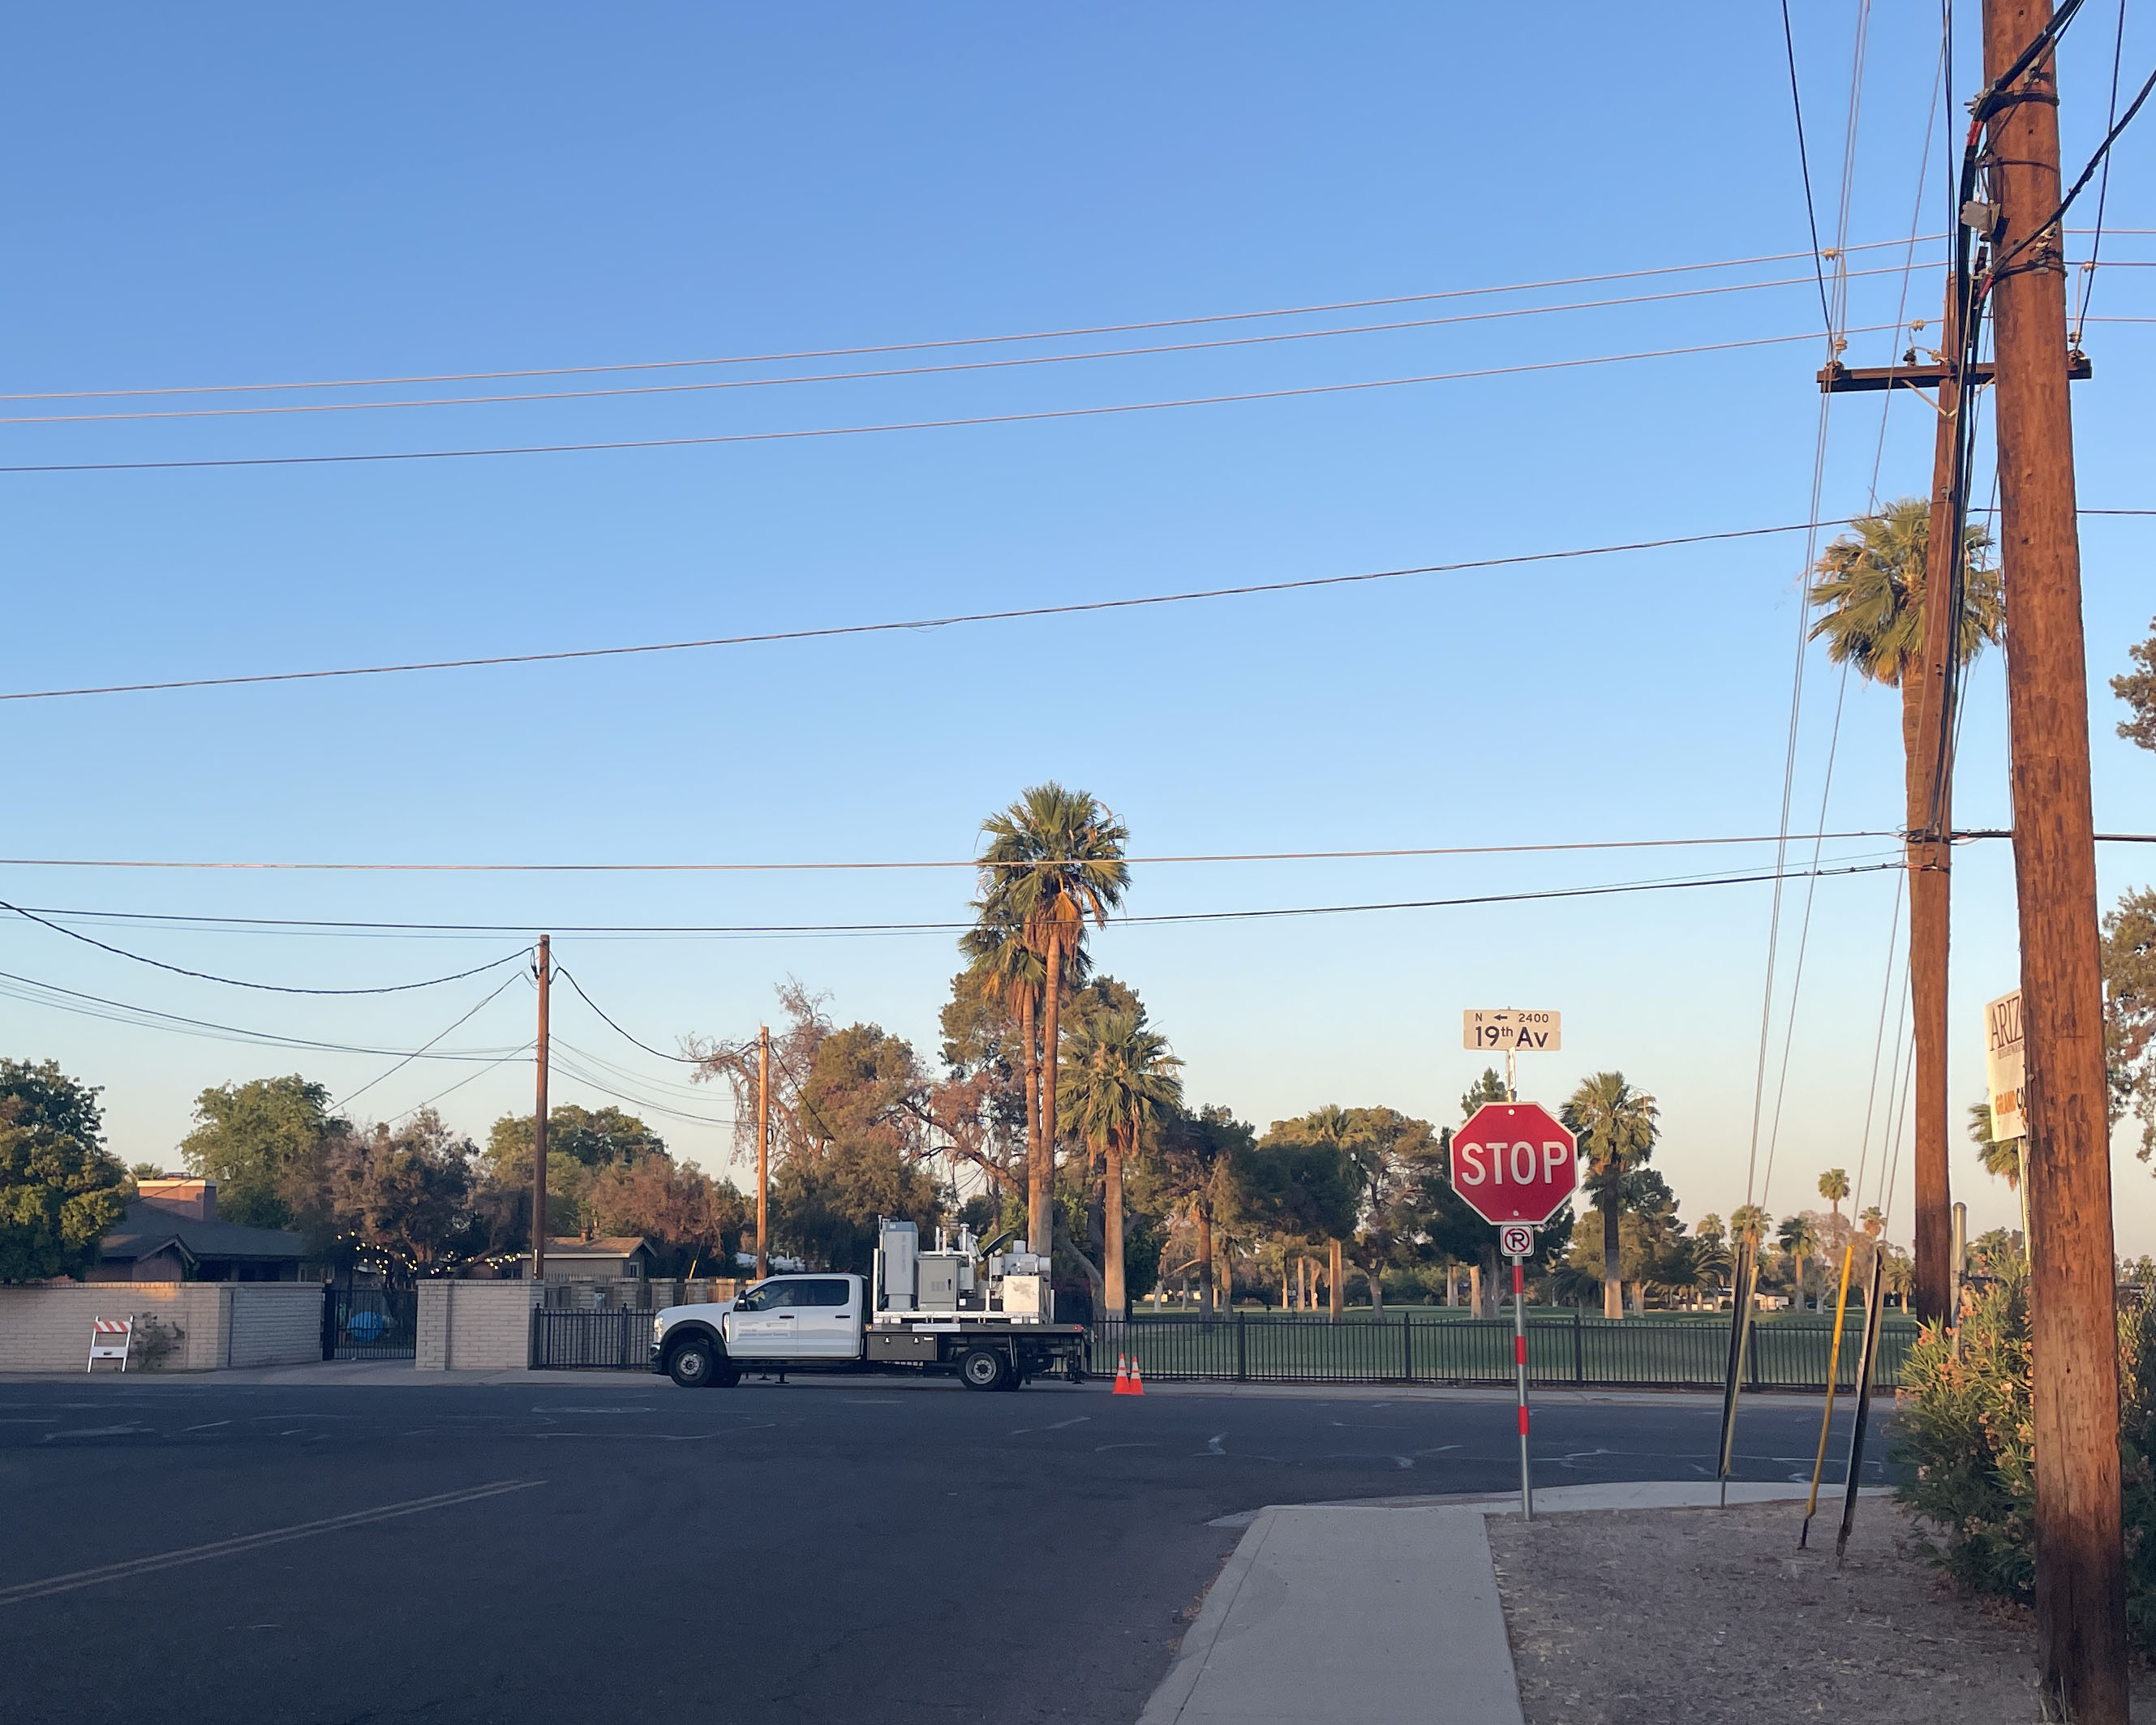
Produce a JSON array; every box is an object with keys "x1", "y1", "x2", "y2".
[{"x1": 2, "y1": 5, "x2": 2151, "y2": 1248}]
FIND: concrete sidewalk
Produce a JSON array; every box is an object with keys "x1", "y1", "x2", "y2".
[{"x1": 1140, "y1": 1483, "x2": 1890, "y2": 1725}]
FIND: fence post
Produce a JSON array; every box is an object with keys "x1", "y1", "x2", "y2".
[
  {"x1": 1402, "y1": 1312, "x2": 1412, "y2": 1382},
  {"x1": 1747, "y1": 1319, "x2": 1762, "y2": 1389},
  {"x1": 1573, "y1": 1307, "x2": 1584, "y2": 1384},
  {"x1": 1235, "y1": 1310, "x2": 1248, "y2": 1383}
]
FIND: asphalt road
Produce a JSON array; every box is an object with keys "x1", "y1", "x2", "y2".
[{"x1": 0, "y1": 1373, "x2": 1894, "y2": 1725}]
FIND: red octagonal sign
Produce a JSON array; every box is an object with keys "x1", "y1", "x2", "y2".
[{"x1": 1450, "y1": 1101, "x2": 1578, "y2": 1226}]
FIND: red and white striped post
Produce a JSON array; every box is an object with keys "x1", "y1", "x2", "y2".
[{"x1": 1501, "y1": 1226, "x2": 1535, "y2": 1519}]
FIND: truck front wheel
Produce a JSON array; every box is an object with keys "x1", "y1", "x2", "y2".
[
  {"x1": 958, "y1": 1346, "x2": 1011, "y2": 1392},
  {"x1": 668, "y1": 1338, "x2": 724, "y2": 1388}
]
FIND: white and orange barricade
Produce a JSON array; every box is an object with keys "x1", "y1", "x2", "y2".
[{"x1": 86, "y1": 1318, "x2": 134, "y2": 1372}]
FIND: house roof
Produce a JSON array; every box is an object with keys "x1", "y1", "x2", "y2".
[
  {"x1": 535, "y1": 1237, "x2": 651, "y2": 1260},
  {"x1": 98, "y1": 1201, "x2": 305, "y2": 1264}
]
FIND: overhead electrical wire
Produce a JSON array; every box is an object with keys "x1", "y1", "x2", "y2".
[
  {"x1": 0, "y1": 518, "x2": 1868, "y2": 705},
  {"x1": 554, "y1": 966, "x2": 702, "y2": 1066},
  {"x1": 0, "y1": 964, "x2": 527, "y2": 1061},
  {"x1": 382, "y1": 1041, "x2": 535, "y2": 1128},
  {"x1": 0, "y1": 268, "x2": 1945, "y2": 429},
  {"x1": 2072, "y1": 0, "x2": 2133, "y2": 342},
  {"x1": 0, "y1": 828, "x2": 1902, "y2": 875},
  {"x1": 0, "y1": 895, "x2": 530, "y2": 993},
  {"x1": 0, "y1": 239, "x2": 1961, "y2": 406},
  {"x1": 333, "y1": 971, "x2": 530, "y2": 1110},
  {"x1": 0, "y1": 323, "x2": 1905, "y2": 478}
]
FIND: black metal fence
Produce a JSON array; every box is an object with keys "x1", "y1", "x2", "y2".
[
  {"x1": 533, "y1": 1308, "x2": 652, "y2": 1371},
  {"x1": 1088, "y1": 1311, "x2": 1917, "y2": 1392},
  {"x1": 322, "y1": 1285, "x2": 418, "y2": 1360}
]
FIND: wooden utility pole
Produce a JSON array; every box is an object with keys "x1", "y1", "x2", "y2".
[
  {"x1": 1983, "y1": 3, "x2": 2127, "y2": 1716},
  {"x1": 756, "y1": 1024, "x2": 771, "y2": 1281},
  {"x1": 1908, "y1": 285, "x2": 1964, "y2": 1325},
  {"x1": 531, "y1": 936, "x2": 552, "y2": 1283}
]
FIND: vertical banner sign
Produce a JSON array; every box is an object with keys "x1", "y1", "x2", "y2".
[{"x1": 1983, "y1": 989, "x2": 2026, "y2": 1144}]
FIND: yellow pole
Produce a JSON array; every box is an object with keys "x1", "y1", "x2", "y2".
[{"x1": 1799, "y1": 1241, "x2": 1859, "y2": 1545}]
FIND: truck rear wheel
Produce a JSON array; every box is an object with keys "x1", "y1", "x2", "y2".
[{"x1": 958, "y1": 1345, "x2": 1011, "y2": 1392}]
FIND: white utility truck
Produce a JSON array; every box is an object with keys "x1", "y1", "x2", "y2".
[{"x1": 650, "y1": 1220, "x2": 1089, "y2": 1391}]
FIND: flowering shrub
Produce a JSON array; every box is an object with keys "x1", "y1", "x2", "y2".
[{"x1": 1893, "y1": 1262, "x2": 2156, "y2": 1654}]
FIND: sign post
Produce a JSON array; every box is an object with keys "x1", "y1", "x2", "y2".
[
  {"x1": 1462, "y1": 1010, "x2": 1561, "y2": 1101},
  {"x1": 1452, "y1": 1102, "x2": 1579, "y2": 1521}
]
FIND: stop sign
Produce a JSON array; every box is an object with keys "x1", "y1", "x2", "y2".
[{"x1": 1450, "y1": 1101, "x2": 1578, "y2": 1226}]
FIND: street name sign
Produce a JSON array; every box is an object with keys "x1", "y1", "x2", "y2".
[
  {"x1": 1462, "y1": 1010, "x2": 1561, "y2": 1053},
  {"x1": 1983, "y1": 989, "x2": 2026, "y2": 1144},
  {"x1": 1450, "y1": 1101, "x2": 1578, "y2": 1226}
]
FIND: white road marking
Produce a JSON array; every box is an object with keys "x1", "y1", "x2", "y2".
[
  {"x1": 1205, "y1": 1433, "x2": 1226, "y2": 1455},
  {"x1": 0, "y1": 1479, "x2": 545, "y2": 1607},
  {"x1": 530, "y1": 1406, "x2": 652, "y2": 1414},
  {"x1": 178, "y1": 1421, "x2": 232, "y2": 1433},
  {"x1": 0, "y1": 1418, "x2": 59, "y2": 1424},
  {"x1": 41, "y1": 1424, "x2": 148, "y2": 1441},
  {"x1": 1008, "y1": 1415, "x2": 1090, "y2": 1435},
  {"x1": 1093, "y1": 1442, "x2": 1157, "y2": 1452}
]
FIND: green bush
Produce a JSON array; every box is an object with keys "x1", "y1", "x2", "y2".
[{"x1": 1894, "y1": 1263, "x2": 2156, "y2": 1653}]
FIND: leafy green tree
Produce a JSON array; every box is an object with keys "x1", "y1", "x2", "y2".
[
  {"x1": 2107, "y1": 888, "x2": 2156, "y2": 1162},
  {"x1": 180, "y1": 1075, "x2": 346, "y2": 1229},
  {"x1": 770, "y1": 1020, "x2": 943, "y2": 1274},
  {"x1": 1561, "y1": 1072, "x2": 1660, "y2": 1319},
  {"x1": 1226, "y1": 1135, "x2": 1361, "y2": 1268},
  {"x1": 1145, "y1": 1104, "x2": 1252, "y2": 1313},
  {"x1": 0, "y1": 1060, "x2": 127, "y2": 1282},
  {"x1": 332, "y1": 1109, "x2": 484, "y2": 1282},
  {"x1": 1058, "y1": 1010, "x2": 1182, "y2": 1318},
  {"x1": 976, "y1": 784, "x2": 1129, "y2": 1266},
  {"x1": 2115, "y1": 615, "x2": 2156, "y2": 753},
  {"x1": 584, "y1": 1156, "x2": 749, "y2": 1276}
]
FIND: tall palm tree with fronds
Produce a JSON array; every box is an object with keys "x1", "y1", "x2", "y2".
[
  {"x1": 1561, "y1": 1072, "x2": 1659, "y2": 1319},
  {"x1": 977, "y1": 785, "x2": 1130, "y2": 1262},
  {"x1": 1819, "y1": 1168, "x2": 1849, "y2": 1221},
  {"x1": 1059, "y1": 1011, "x2": 1182, "y2": 1318},
  {"x1": 1809, "y1": 499, "x2": 2001, "y2": 1319},
  {"x1": 959, "y1": 902, "x2": 1087, "y2": 1220},
  {"x1": 1969, "y1": 1100, "x2": 2029, "y2": 1255},
  {"x1": 1778, "y1": 1212, "x2": 1822, "y2": 1313}
]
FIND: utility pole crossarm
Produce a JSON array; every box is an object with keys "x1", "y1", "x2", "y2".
[{"x1": 1817, "y1": 354, "x2": 2091, "y2": 393}]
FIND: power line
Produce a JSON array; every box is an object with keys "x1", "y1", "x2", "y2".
[
  {"x1": 0, "y1": 964, "x2": 527, "y2": 1060},
  {"x1": 333, "y1": 971, "x2": 530, "y2": 1110},
  {"x1": 0, "y1": 828, "x2": 1903, "y2": 874},
  {"x1": 0, "y1": 269, "x2": 1939, "y2": 428},
  {"x1": 0, "y1": 518, "x2": 1857, "y2": 705},
  {"x1": 0, "y1": 324, "x2": 1903, "y2": 478},
  {"x1": 0, "y1": 240, "x2": 1957, "y2": 406},
  {"x1": 1780, "y1": 0, "x2": 1837, "y2": 336},
  {"x1": 0, "y1": 895, "x2": 530, "y2": 993},
  {"x1": 554, "y1": 966, "x2": 702, "y2": 1066}
]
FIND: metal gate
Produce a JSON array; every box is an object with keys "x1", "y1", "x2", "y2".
[
  {"x1": 322, "y1": 1285, "x2": 418, "y2": 1360},
  {"x1": 533, "y1": 1308, "x2": 651, "y2": 1371}
]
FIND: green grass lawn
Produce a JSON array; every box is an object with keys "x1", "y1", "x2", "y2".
[{"x1": 1092, "y1": 1308, "x2": 1917, "y2": 1390}]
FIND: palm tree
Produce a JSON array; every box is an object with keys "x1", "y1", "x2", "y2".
[
  {"x1": 1561, "y1": 1073, "x2": 1659, "y2": 1319},
  {"x1": 1059, "y1": 1012, "x2": 1183, "y2": 1318},
  {"x1": 1819, "y1": 1168, "x2": 1849, "y2": 1221},
  {"x1": 960, "y1": 908, "x2": 1047, "y2": 1209},
  {"x1": 1859, "y1": 1204, "x2": 1884, "y2": 1238},
  {"x1": 1778, "y1": 1212, "x2": 1822, "y2": 1313},
  {"x1": 977, "y1": 785, "x2": 1130, "y2": 1263},
  {"x1": 1809, "y1": 499, "x2": 2002, "y2": 1320},
  {"x1": 1880, "y1": 1245, "x2": 1916, "y2": 1311},
  {"x1": 1969, "y1": 1100, "x2": 2030, "y2": 1256}
]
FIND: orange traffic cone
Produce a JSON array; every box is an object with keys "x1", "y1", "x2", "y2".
[
  {"x1": 1112, "y1": 1354, "x2": 1133, "y2": 1395},
  {"x1": 1127, "y1": 1358, "x2": 1145, "y2": 1397}
]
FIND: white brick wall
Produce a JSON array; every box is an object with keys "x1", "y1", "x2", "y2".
[
  {"x1": 0, "y1": 1283, "x2": 327, "y2": 1372},
  {"x1": 416, "y1": 1281, "x2": 539, "y2": 1371}
]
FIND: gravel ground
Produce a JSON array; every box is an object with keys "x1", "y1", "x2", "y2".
[{"x1": 1488, "y1": 1500, "x2": 2156, "y2": 1725}]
